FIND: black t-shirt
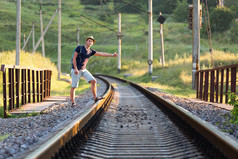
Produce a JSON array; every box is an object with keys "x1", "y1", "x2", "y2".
[{"x1": 72, "y1": 45, "x2": 96, "y2": 70}]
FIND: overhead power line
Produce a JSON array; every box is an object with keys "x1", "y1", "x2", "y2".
[
  {"x1": 80, "y1": 14, "x2": 117, "y2": 33},
  {"x1": 118, "y1": 0, "x2": 148, "y2": 14}
]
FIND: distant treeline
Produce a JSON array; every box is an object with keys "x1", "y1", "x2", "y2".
[{"x1": 80, "y1": 0, "x2": 238, "y2": 18}]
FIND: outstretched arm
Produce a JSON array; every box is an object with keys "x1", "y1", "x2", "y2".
[{"x1": 95, "y1": 51, "x2": 118, "y2": 57}]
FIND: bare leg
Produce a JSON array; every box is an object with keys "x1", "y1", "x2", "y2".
[
  {"x1": 70, "y1": 87, "x2": 75, "y2": 103},
  {"x1": 90, "y1": 80, "x2": 97, "y2": 100}
]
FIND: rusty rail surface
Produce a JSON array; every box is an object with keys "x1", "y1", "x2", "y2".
[
  {"x1": 196, "y1": 64, "x2": 238, "y2": 104},
  {"x1": 1, "y1": 64, "x2": 52, "y2": 118}
]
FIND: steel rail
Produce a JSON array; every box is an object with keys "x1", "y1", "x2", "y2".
[
  {"x1": 24, "y1": 76, "x2": 114, "y2": 159},
  {"x1": 24, "y1": 75, "x2": 238, "y2": 159},
  {"x1": 100, "y1": 74, "x2": 238, "y2": 159}
]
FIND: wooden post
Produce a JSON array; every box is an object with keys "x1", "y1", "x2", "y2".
[
  {"x1": 3, "y1": 68, "x2": 7, "y2": 118},
  {"x1": 28, "y1": 69, "x2": 31, "y2": 103},
  {"x1": 16, "y1": 0, "x2": 21, "y2": 65},
  {"x1": 9, "y1": 68, "x2": 13, "y2": 110},
  {"x1": 44, "y1": 70, "x2": 46, "y2": 98},
  {"x1": 118, "y1": 13, "x2": 121, "y2": 72},
  {"x1": 58, "y1": 0, "x2": 61, "y2": 79},
  {"x1": 192, "y1": 0, "x2": 200, "y2": 89},
  {"x1": 160, "y1": 12, "x2": 165, "y2": 67},
  {"x1": 21, "y1": 69, "x2": 25, "y2": 105},
  {"x1": 24, "y1": 69, "x2": 27, "y2": 104},
  {"x1": 32, "y1": 70, "x2": 35, "y2": 103},
  {"x1": 40, "y1": 71, "x2": 43, "y2": 101},
  {"x1": 36, "y1": 71, "x2": 39, "y2": 102},
  {"x1": 16, "y1": 69, "x2": 20, "y2": 108},
  {"x1": 148, "y1": 0, "x2": 153, "y2": 75}
]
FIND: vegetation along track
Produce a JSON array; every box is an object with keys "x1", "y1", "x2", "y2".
[{"x1": 26, "y1": 75, "x2": 238, "y2": 159}]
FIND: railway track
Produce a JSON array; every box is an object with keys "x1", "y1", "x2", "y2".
[{"x1": 25, "y1": 75, "x2": 238, "y2": 159}]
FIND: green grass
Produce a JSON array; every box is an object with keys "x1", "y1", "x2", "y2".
[
  {"x1": 0, "y1": 134, "x2": 9, "y2": 142},
  {"x1": 88, "y1": 50, "x2": 238, "y2": 98},
  {"x1": 6, "y1": 112, "x2": 40, "y2": 118}
]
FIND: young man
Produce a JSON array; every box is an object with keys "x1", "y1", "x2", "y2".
[{"x1": 70, "y1": 36, "x2": 118, "y2": 106}]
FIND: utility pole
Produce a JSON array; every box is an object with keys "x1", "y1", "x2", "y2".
[
  {"x1": 192, "y1": 0, "x2": 200, "y2": 89},
  {"x1": 77, "y1": 26, "x2": 79, "y2": 46},
  {"x1": 58, "y1": 0, "x2": 61, "y2": 79},
  {"x1": 40, "y1": 5, "x2": 45, "y2": 57},
  {"x1": 118, "y1": 13, "x2": 121, "y2": 72},
  {"x1": 160, "y1": 12, "x2": 165, "y2": 67},
  {"x1": 23, "y1": 34, "x2": 26, "y2": 52},
  {"x1": 22, "y1": 30, "x2": 32, "y2": 50},
  {"x1": 148, "y1": 0, "x2": 153, "y2": 75},
  {"x1": 32, "y1": 23, "x2": 35, "y2": 53},
  {"x1": 16, "y1": 0, "x2": 21, "y2": 65},
  {"x1": 32, "y1": 10, "x2": 57, "y2": 53}
]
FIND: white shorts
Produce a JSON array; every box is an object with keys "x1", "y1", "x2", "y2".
[{"x1": 71, "y1": 69, "x2": 95, "y2": 88}]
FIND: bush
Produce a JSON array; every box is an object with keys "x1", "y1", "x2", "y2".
[
  {"x1": 210, "y1": 7, "x2": 234, "y2": 32},
  {"x1": 153, "y1": 0, "x2": 178, "y2": 14},
  {"x1": 172, "y1": 0, "x2": 189, "y2": 22},
  {"x1": 224, "y1": 0, "x2": 238, "y2": 18},
  {"x1": 98, "y1": 5, "x2": 114, "y2": 23},
  {"x1": 228, "y1": 21, "x2": 238, "y2": 43},
  {"x1": 227, "y1": 92, "x2": 238, "y2": 124},
  {"x1": 81, "y1": 0, "x2": 112, "y2": 5},
  {"x1": 113, "y1": 0, "x2": 146, "y2": 14}
]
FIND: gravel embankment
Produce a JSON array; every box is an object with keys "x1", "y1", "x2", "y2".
[
  {"x1": 0, "y1": 78, "x2": 106, "y2": 159},
  {"x1": 146, "y1": 87, "x2": 238, "y2": 143}
]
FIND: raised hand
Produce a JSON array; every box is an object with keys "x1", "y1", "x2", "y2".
[{"x1": 113, "y1": 51, "x2": 118, "y2": 57}]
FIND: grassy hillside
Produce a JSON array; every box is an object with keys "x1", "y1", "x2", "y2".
[{"x1": 0, "y1": 0, "x2": 238, "y2": 99}]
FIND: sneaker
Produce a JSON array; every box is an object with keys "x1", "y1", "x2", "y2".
[{"x1": 71, "y1": 102, "x2": 77, "y2": 107}]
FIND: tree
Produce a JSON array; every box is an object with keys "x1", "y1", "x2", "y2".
[
  {"x1": 153, "y1": 0, "x2": 178, "y2": 14},
  {"x1": 188, "y1": 0, "x2": 217, "y2": 12},
  {"x1": 202, "y1": 0, "x2": 217, "y2": 9},
  {"x1": 113, "y1": 0, "x2": 146, "y2": 14},
  {"x1": 98, "y1": 4, "x2": 114, "y2": 23},
  {"x1": 81, "y1": 0, "x2": 112, "y2": 5},
  {"x1": 229, "y1": 21, "x2": 238, "y2": 43},
  {"x1": 210, "y1": 7, "x2": 234, "y2": 32},
  {"x1": 224, "y1": 0, "x2": 238, "y2": 18},
  {"x1": 172, "y1": 0, "x2": 189, "y2": 22}
]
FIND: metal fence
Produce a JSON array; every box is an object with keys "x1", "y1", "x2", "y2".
[
  {"x1": 1, "y1": 65, "x2": 52, "y2": 118},
  {"x1": 196, "y1": 64, "x2": 238, "y2": 104}
]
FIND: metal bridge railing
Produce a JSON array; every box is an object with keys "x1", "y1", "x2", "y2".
[
  {"x1": 196, "y1": 64, "x2": 238, "y2": 104},
  {"x1": 1, "y1": 65, "x2": 52, "y2": 118}
]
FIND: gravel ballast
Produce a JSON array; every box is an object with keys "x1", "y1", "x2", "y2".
[
  {"x1": 146, "y1": 87, "x2": 238, "y2": 143},
  {"x1": 0, "y1": 78, "x2": 106, "y2": 159}
]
